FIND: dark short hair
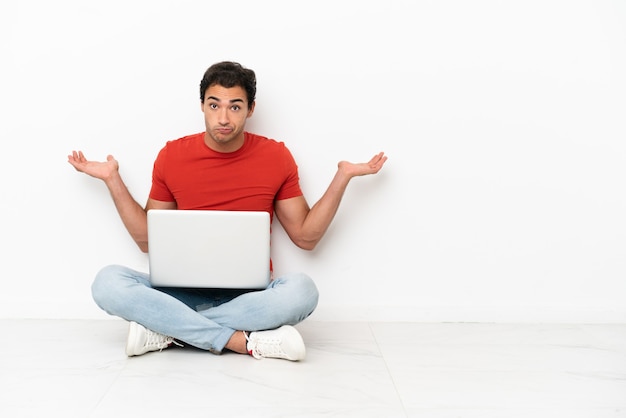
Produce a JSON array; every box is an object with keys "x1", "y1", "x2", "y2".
[{"x1": 199, "y1": 61, "x2": 256, "y2": 109}]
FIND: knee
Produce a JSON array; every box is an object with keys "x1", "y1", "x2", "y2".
[
  {"x1": 299, "y1": 273, "x2": 319, "y2": 310},
  {"x1": 278, "y1": 272, "x2": 319, "y2": 317},
  {"x1": 91, "y1": 264, "x2": 133, "y2": 310}
]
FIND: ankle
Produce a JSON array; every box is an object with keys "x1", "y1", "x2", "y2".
[{"x1": 224, "y1": 330, "x2": 248, "y2": 354}]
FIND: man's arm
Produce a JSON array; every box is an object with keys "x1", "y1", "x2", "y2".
[
  {"x1": 274, "y1": 152, "x2": 387, "y2": 251},
  {"x1": 67, "y1": 151, "x2": 176, "y2": 252}
]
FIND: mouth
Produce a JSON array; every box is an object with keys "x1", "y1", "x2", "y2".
[{"x1": 216, "y1": 127, "x2": 233, "y2": 135}]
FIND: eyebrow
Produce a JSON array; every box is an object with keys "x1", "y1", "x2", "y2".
[{"x1": 206, "y1": 96, "x2": 245, "y2": 104}]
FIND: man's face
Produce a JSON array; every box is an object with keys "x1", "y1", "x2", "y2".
[{"x1": 201, "y1": 84, "x2": 255, "y2": 152}]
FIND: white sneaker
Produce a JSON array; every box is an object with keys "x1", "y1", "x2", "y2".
[
  {"x1": 246, "y1": 325, "x2": 306, "y2": 361},
  {"x1": 125, "y1": 321, "x2": 181, "y2": 357}
]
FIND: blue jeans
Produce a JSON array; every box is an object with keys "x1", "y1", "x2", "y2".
[{"x1": 91, "y1": 264, "x2": 319, "y2": 353}]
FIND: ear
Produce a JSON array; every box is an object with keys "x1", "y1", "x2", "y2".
[{"x1": 247, "y1": 101, "x2": 256, "y2": 117}]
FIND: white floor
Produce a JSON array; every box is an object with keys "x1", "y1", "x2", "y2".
[{"x1": 1, "y1": 319, "x2": 625, "y2": 417}]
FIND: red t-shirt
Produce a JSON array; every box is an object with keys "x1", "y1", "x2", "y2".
[{"x1": 149, "y1": 131, "x2": 303, "y2": 222}]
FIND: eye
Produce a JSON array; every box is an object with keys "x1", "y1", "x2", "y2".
[
  {"x1": 231, "y1": 105, "x2": 241, "y2": 111},
  {"x1": 209, "y1": 103, "x2": 218, "y2": 110}
]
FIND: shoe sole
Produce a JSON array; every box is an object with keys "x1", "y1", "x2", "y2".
[{"x1": 125, "y1": 321, "x2": 141, "y2": 356}]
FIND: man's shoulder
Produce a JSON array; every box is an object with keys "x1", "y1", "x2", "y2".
[
  {"x1": 159, "y1": 132, "x2": 204, "y2": 153},
  {"x1": 168, "y1": 132, "x2": 204, "y2": 145},
  {"x1": 246, "y1": 132, "x2": 287, "y2": 150}
]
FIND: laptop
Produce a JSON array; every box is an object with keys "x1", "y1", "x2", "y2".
[{"x1": 147, "y1": 209, "x2": 271, "y2": 289}]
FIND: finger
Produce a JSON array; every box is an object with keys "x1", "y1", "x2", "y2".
[
  {"x1": 371, "y1": 152, "x2": 385, "y2": 164},
  {"x1": 368, "y1": 154, "x2": 382, "y2": 167},
  {"x1": 371, "y1": 155, "x2": 387, "y2": 172}
]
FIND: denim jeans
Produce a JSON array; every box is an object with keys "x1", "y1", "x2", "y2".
[{"x1": 91, "y1": 264, "x2": 319, "y2": 353}]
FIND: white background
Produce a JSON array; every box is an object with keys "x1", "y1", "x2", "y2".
[{"x1": 1, "y1": 0, "x2": 625, "y2": 322}]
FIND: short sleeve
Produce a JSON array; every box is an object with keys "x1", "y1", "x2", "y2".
[
  {"x1": 149, "y1": 144, "x2": 175, "y2": 202},
  {"x1": 275, "y1": 144, "x2": 303, "y2": 201}
]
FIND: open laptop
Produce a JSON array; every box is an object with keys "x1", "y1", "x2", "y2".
[{"x1": 147, "y1": 209, "x2": 271, "y2": 289}]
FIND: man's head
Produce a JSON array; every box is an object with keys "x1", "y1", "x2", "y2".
[{"x1": 199, "y1": 61, "x2": 256, "y2": 109}]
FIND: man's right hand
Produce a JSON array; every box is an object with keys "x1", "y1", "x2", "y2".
[{"x1": 67, "y1": 151, "x2": 119, "y2": 182}]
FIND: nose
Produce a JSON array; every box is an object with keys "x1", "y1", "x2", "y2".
[{"x1": 217, "y1": 107, "x2": 229, "y2": 125}]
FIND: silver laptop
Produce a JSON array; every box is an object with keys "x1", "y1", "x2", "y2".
[{"x1": 147, "y1": 209, "x2": 271, "y2": 289}]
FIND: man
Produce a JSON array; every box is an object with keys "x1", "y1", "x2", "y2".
[{"x1": 68, "y1": 61, "x2": 387, "y2": 361}]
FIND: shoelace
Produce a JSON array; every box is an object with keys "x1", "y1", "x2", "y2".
[
  {"x1": 145, "y1": 329, "x2": 183, "y2": 351},
  {"x1": 245, "y1": 331, "x2": 283, "y2": 359}
]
